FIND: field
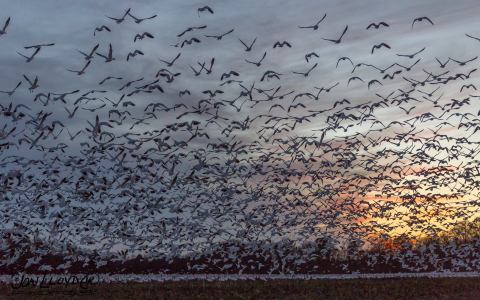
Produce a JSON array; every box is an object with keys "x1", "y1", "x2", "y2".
[{"x1": 1, "y1": 277, "x2": 480, "y2": 299}]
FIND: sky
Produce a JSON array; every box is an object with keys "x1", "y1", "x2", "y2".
[{"x1": 2, "y1": 0, "x2": 480, "y2": 259}]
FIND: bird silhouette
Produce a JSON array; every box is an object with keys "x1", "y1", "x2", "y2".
[
  {"x1": 134, "y1": 32, "x2": 154, "y2": 42},
  {"x1": 292, "y1": 63, "x2": 318, "y2": 77},
  {"x1": 177, "y1": 25, "x2": 207, "y2": 37},
  {"x1": 245, "y1": 51, "x2": 267, "y2": 67},
  {"x1": 366, "y1": 21, "x2": 389, "y2": 30},
  {"x1": 396, "y1": 47, "x2": 425, "y2": 59},
  {"x1": 305, "y1": 52, "x2": 319, "y2": 63},
  {"x1": 273, "y1": 41, "x2": 292, "y2": 48},
  {"x1": 106, "y1": 8, "x2": 131, "y2": 24},
  {"x1": 127, "y1": 12, "x2": 157, "y2": 23},
  {"x1": 205, "y1": 29, "x2": 234, "y2": 40},
  {"x1": 371, "y1": 42, "x2": 391, "y2": 54},
  {"x1": 197, "y1": 6, "x2": 214, "y2": 16},
  {"x1": 0, "y1": 81, "x2": 21, "y2": 96},
  {"x1": 17, "y1": 43, "x2": 54, "y2": 62},
  {"x1": 322, "y1": 25, "x2": 348, "y2": 44},
  {"x1": 412, "y1": 16, "x2": 434, "y2": 28},
  {"x1": 239, "y1": 38, "x2": 256, "y2": 52},
  {"x1": 298, "y1": 14, "x2": 327, "y2": 30},
  {"x1": 0, "y1": 16, "x2": 11, "y2": 36},
  {"x1": 22, "y1": 75, "x2": 39, "y2": 92},
  {"x1": 181, "y1": 37, "x2": 201, "y2": 47},
  {"x1": 66, "y1": 60, "x2": 91, "y2": 75},
  {"x1": 96, "y1": 43, "x2": 115, "y2": 62},
  {"x1": 94, "y1": 25, "x2": 111, "y2": 36},
  {"x1": 77, "y1": 43, "x2": 100, "y2": 60},
  {"x1": 159, "y1": 53, "x2": 181, "y2": 67}
]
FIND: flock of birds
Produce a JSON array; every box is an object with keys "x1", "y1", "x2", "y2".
[{"x1": 1, "y1": 4, "x2": 480, "y2": 272}]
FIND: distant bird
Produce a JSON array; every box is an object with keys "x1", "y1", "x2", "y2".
[
  {"x1": 159, "y1": 53, "x2": 181, "y2": 67},
  {"x1": 22, "y1": 75, "x2": 39, "y2": 92},
  {"x1": 396, "y1": 59, "x2": 420, "y2": 71},
  {"x1": 94, "y1": 25, "x2": 111, "y2": 36},
  {"x1": 177, "y1": 25, "x2": 207, "y2": 37},
  {"x1": 260, "y1": 70, "x2": 281, "y2": 81},
  {"x1": 17, "y1": 43, "x2": 54, "y2": 63},
  {"x1": 298, "y1": 14, "x2": 327, "y2": 30},
  {"x1": 368, "y1": 79, "x2": 383, "y2": 89},
  {"x1": 293, "y1": 63, "x2": 318, "y2": 77},
  {"x1": 106, "y1": 8, "x2": 131, "y2": 24},
  {"x1": 449, "y1": 56, "x2": 478, "y2": 66},
  {"x1": 0, "y1": 16, "x2": 11, "y2": 36},
  {"x1": 66, "y1": 129, "x2": 83, "y2": 140},
  {"x1": 134, "y1": 32, "x2": 154, "y2": 42},
  {"x1": 399, "y1": 106, "x2": 416, "y2": 115},
  {"x1": 128, "y1": 12, "x2": 157, "y2": 23},
  {"x1": 190, "y1": 64, "x2": 203, "y2": 76},
  {"x1": 77, "y1": 43, "x2": 100, "y2": 60},
  {"x1": 366, "y1": 22, "x2": 389, "y2": 30},
  {"x1": 17, "y1": 48, "x2": 40, "y2": 63},
  {"x1": 64, "y1": 106, "x2": 79, "y2": 119},
  {"x1": 156, "y1": 69, "x2": 181, "y2": 82},
  {"x1": 24, "y1": 43, "x2": 55, "y2": 49},
  {"x1": 273, "y1": 41, "x2": 291, "y2": 48},
  {"x1": 221, "y1": 71, "x2": 239, "y2": 81},
  {"x1": 181, "y1": 37, "x2": 200, "y2": 47},
  {"x1": 202, "y1": 89, "x2": 223, "y2": 97},
  {"x1": 127, "y1": 50, "x2": 144, "y2": 61},
  {"x1": 239, "y1": 38, "x2": 256, "y2": 52},
  {"x1": 179, "y1": 90, "x2": 191, "y2": 97},
  {"x1": 466, "y1": 34, "x2": 480, "y2": 42},
  {"x1": 199, "y1": 57, "x2": 215, "y2": 74},
  {"x1": 371, "y1": 42, "x2": 390, "y2": 54},
  {"x1": 205, "y1": 29, "x2": 234, "y2": 40},
  {"x1": 348, "y1": 76, "x2": 364, "y2": 85},
  {"x1": 412, "y1": 16, "x2": 434, "y2": 28},
  {"x1": 322, "y1": 25, "x2": 348, "y2": 44},
  {"x1": 96, "y1": 43, "x2": 115, "y2": 62},
  {"x1": 305, "y1": 52, "x2": 319, "y2": 63},
  {"x1": 198, "y1": 6, "x2": 214, "y2": 16},
  {"x1": 460, "y1": 84, "x2": 476, "y2": 92},
  {"x1": 104, "y1": 94, "x2": 126, "y2": 107},
  {"x1": 435, "y1": 57, "x2": 450, "y2": 68},
  {"x1": 396, "y1": 47, "x2": 425, "y2": 59},
  {"x1": 245, "y1": 51, "x2": 267, "y2": 67},
  {"x1": 0, "y1": 81, "x2": 21, "y2": 96},
  {"x1": 66, "y1": 60, "x2": 91, "y2": 75},
  {"x1": 336, "y1": 57, "x2": 354, "y2": 68},
  {"x1": 99, "y1": 76, "x2": 123, "y2": 85}
]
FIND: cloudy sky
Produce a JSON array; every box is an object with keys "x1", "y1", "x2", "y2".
[
  {"x1": 2, "y1": 0, "x2": 480, "y2": 258},
  {"x1": 1, "y1": 0, "x2": 479, "y2": 139}
]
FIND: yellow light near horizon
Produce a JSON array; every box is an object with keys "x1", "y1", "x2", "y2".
[{"x1": 361, "y1": 191, "x2": 480, "y2": 240}]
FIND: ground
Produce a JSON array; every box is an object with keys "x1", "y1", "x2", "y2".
[{"x1": 1, "y1": 277, "x2": 480, "y2": 299}]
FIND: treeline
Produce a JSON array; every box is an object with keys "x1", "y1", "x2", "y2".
[{"x1": 3, "y1": 228, "x2": 480, "y2": 274}]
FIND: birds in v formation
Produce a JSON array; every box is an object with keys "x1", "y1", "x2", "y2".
[{"x1": 0, "y1": 4, "x2": 479, "y2": 274}]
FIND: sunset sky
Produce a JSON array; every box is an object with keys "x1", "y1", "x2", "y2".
[{"x1": 2, "y1": 0, "x2": 480, "y2": 259}]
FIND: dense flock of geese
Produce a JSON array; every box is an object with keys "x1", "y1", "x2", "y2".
[{"x1": 1, "y1": 4, "x2": 480, "y2": 272}]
